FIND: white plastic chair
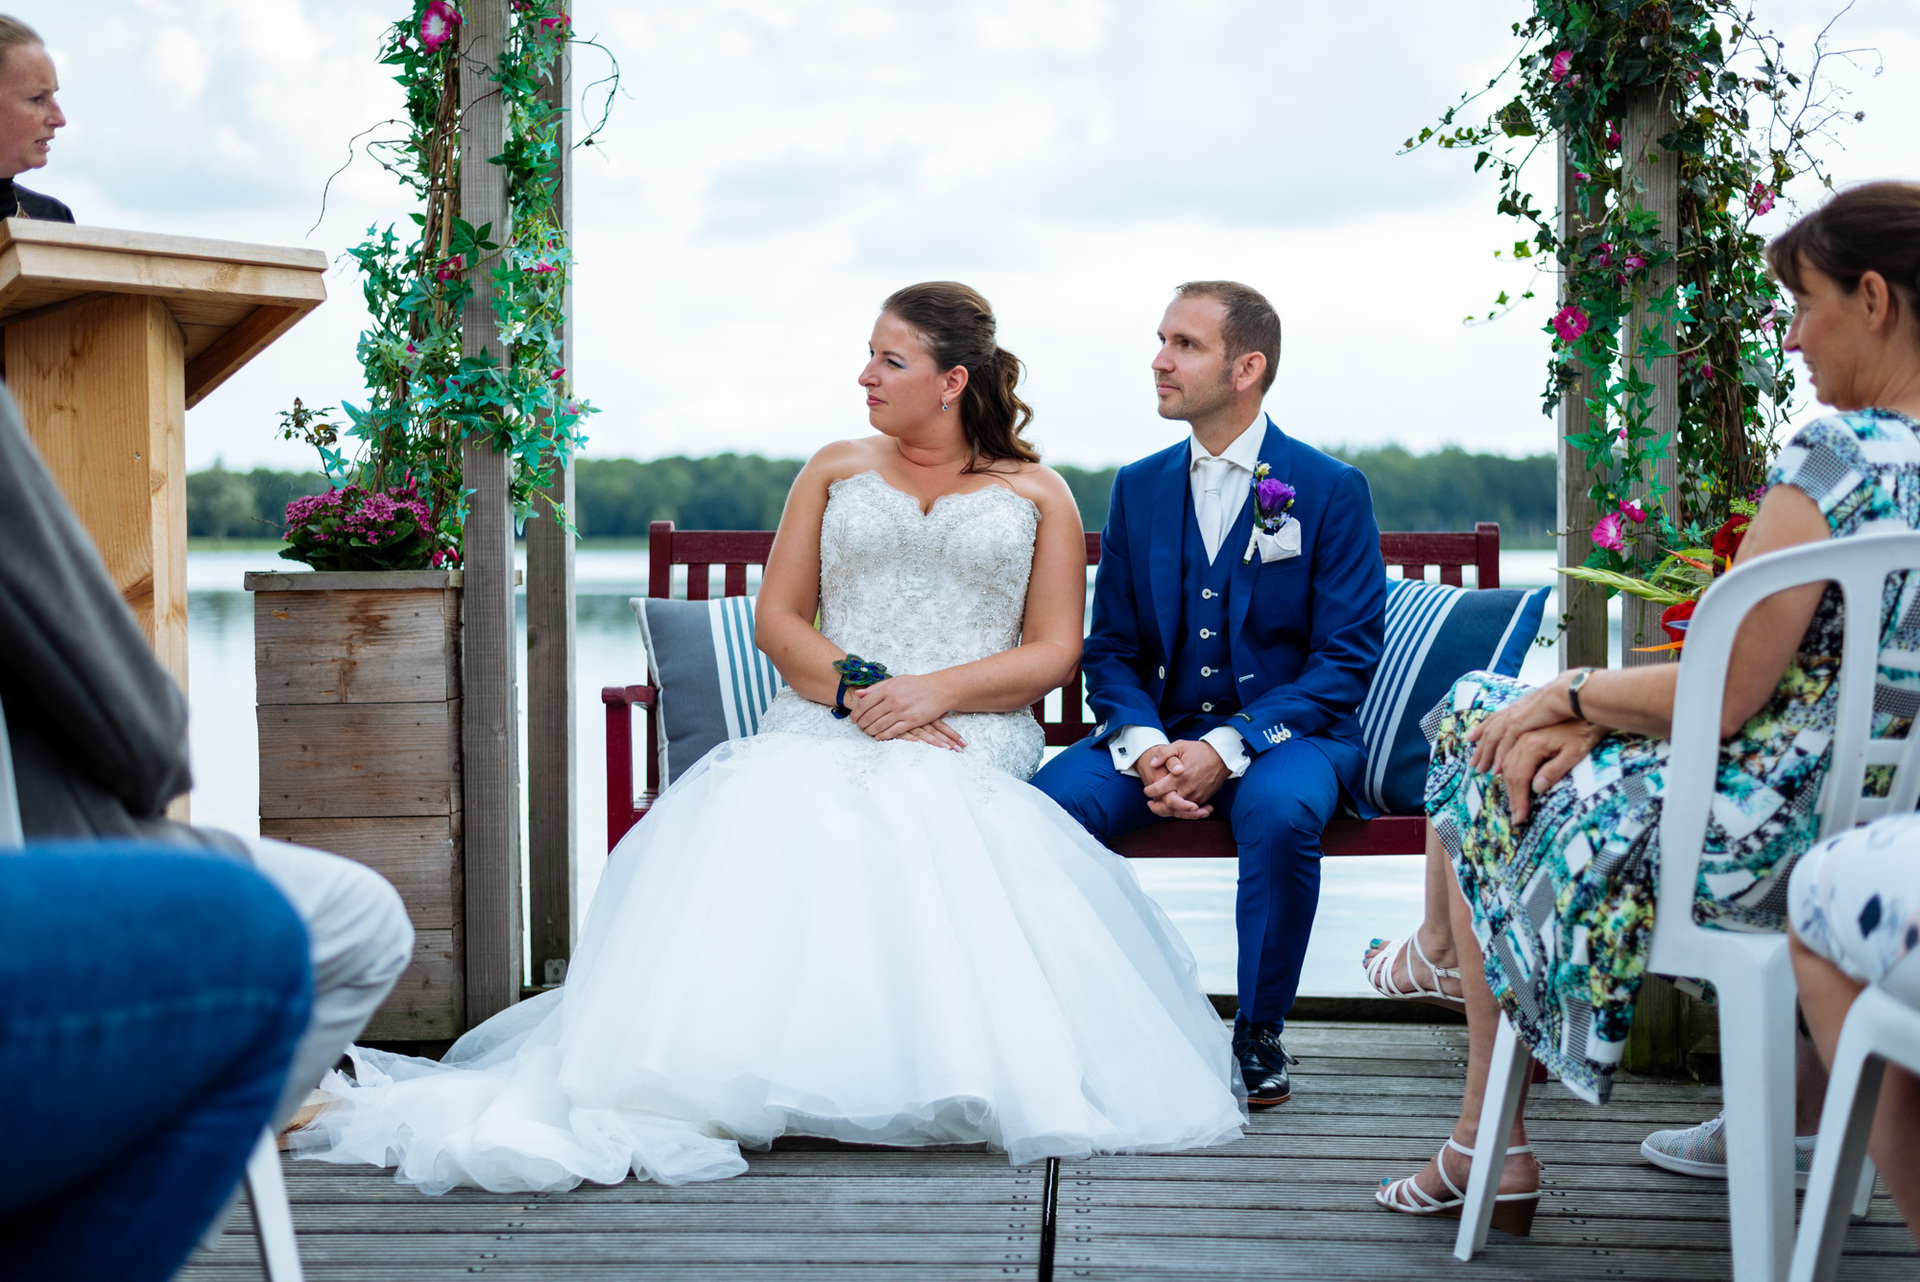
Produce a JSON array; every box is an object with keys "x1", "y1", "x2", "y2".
[
  {"x1": 1790, "y1": 982, "x2": 1919, "y2": 1281},
  {"x1": 1455, "y1": 531, "x2": 1920, "y2": 1282},
  {"x1": 0, "y1": 710, "x2": 303, "y2": 1281}
]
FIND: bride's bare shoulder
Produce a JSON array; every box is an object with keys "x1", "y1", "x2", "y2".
[
  {"x1": 802, "y1": 436, "x2": 888, "y2": 484},
  {"x1": 998, "y1": 462, "x2": 1080, "y2": 521}
]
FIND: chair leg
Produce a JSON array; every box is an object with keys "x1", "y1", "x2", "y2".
[
  {"x1": 245, "y1": 1128, "x2": 305, "y2": 1282},
  {"x1": 1454, "y1": 1014, "x2": 1531, "y2": 1262},
  {"x1": 1717, "y1": 960, "x2": 1798, "y2": 1282},
  {"x1": 1851, "y1": 1157, "x2": 1877, "y2": 1220},
  {"x1": 1790, "y1": 990, "x2": 1895, "y2": 1282}
]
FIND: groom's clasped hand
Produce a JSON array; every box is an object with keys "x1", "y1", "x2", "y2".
[{"x1": 1137, "y1": 740, "x2": 1230, "y2": 819}]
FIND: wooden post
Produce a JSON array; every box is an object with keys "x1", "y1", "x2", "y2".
[
  {"x1": 527, "y1": 17, "x2": 577, "y2": 988},
  {"x1": 1620, "y1": 86, "x2": 1682, "y2": 667},
  {"x1": 1557, "y1": 138, "x2": 1607, "y2": 673},
  {"x1": 1618, "y1": 85, "x2": 1690, "y2": 1075},
  {"x1": 458, "y1": 0, "x2": 524, "y2": 1025}
]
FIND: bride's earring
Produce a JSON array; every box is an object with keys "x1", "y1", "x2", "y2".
[{"x1": 941, "y1": 402, "x2": 949, "y2": 412}]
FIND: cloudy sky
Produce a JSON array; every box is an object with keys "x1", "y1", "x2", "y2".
[{"x1": 29, "y1": 0, "x2": 1920, "y2": 472}]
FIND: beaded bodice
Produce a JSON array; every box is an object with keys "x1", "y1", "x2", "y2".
[{"x1": 755, "y1": 469, "x2": 1046, "y2": 780}]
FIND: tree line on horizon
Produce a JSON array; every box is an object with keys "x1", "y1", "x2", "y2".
[{"x1": 187, "y1": 445, "x2": 1557, "y2": 544}]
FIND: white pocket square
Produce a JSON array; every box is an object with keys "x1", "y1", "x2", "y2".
[{"x1": 1247, "y1": 518, "x2": 1301, "y2": 564}]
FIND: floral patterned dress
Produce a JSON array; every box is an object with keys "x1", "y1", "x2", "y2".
[{"x1": 1425, "y1": 410, "x2": 1920, "y2": 1103}]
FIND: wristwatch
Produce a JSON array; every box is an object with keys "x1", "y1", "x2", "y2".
[{"x1": 1566, "y1": 667, "x2": 1594, "y2": 722}]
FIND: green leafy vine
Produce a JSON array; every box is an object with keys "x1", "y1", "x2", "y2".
[
  {"x1": 289, "y1": 1, "x2": 616, "y2": 568},
  {"x1": 1409, "y1": 1, "x2": 1868, "y2": 579}
]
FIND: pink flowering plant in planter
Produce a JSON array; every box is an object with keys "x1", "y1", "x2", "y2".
[
  {"x1": 282, "y1": 481, "x2": 446, "y2": 573},
  {"x1": 277, "y1": 0, "x2": 618, "y2": 572},
  {"x1": 1403, "y1": 0, "x2": 1869, "y2": 590}
]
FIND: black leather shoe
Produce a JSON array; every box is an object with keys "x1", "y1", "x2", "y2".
[{"x1": 1232, "y1": 1018, "x2": 1298, "y2": 1108}]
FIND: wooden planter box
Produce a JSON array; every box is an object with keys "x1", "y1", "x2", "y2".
[{"x1": 246, "y1": 569, "x2": 464, "y2": 1040}]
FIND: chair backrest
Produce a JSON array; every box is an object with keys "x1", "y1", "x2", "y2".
[
  {"x1": 645, "y1": 518, "x2": 1503, "y2": 748},
  {"x1": 1658, "y1": 530, "x2": 1920, "y2": 944},
  {"x1": 0, "y1": 703, "x2": 22, "y2": 850}
]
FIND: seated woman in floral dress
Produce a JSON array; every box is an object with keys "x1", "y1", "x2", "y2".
[{"x1": 1366, "y1": 180, "x2": 1920, "y2": 1234}]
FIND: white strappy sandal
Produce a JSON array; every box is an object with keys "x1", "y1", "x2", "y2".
[
  {"x1": 1363, "y1": 934, "x2": 1466, "y2": 1009},
  {"x1": 1374, "y1": 1136, "x2": 1541, "y2": 1236}
]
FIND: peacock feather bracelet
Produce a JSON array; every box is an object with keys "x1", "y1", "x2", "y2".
[{"x1": 831, "y1": 655, "x2": 890, "y2": 719}]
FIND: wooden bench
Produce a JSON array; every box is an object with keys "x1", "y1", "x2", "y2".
[{"x1": 605, "y1": 519, "x2": 1503, "y2": 857}]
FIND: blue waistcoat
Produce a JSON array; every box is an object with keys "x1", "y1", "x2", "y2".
[{"x1": 1161, "y1": 493, "x2": 1252, "y2": 737}]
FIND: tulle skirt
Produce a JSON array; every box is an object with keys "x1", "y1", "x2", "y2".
[{"x1": 292, "y1": 729, "x2": 1245, "y2": 1193}]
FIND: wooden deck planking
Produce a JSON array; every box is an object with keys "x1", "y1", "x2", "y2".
[{"x1": 178, "y1": 1021, "x2": 1917, "y2": 1281}]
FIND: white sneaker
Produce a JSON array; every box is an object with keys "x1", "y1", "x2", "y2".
[{"x1": 1639, "y1": 1113, "x2": 1817, "y2": 1189}]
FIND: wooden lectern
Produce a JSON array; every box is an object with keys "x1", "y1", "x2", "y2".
[{"x1": 0, "y1": 221, "x2": 328, "y2": 693}]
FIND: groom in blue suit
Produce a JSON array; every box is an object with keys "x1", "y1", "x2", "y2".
[{"x1": 1033, "y1": 281, "x2": 1385, "y2": 1107}]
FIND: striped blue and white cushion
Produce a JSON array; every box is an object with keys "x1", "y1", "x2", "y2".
[
  {"x1": 632, "y1": 595, "x2": 787, "y2": 785},
  {"x1": 1356, "y1": 579, "x2": 1551, "y2": 816}
]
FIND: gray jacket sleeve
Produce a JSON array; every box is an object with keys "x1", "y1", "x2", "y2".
[{"x1": 0, "y1": 385, "x2": 196, "y2": 835}]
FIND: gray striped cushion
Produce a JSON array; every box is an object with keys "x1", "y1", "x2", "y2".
[{"x1": 632, "y1": 595, "x2": 787, "y2": 786}]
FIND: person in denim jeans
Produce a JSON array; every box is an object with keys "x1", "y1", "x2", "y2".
[{"x1": 0, "y1": 844, "x2": 312, "y2": 1281}]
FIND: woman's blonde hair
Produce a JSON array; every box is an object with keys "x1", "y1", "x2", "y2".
[{"x1": 0, "y1": 16, "x2": 42, "y2": 70}]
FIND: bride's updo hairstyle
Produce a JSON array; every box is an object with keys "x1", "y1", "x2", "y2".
[{"x1": 881, "y1": 281, "x2": 1039, "y2": 470}]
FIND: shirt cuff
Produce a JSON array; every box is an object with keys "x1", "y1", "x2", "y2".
[
  {"x1": 1109, "y1": 724, "x2": 1170, "y2": 777},
  {"x1": 1201, "y1": 725, "x2": 1252, "y2": 778}
]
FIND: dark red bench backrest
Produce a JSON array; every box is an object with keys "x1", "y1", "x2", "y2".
[{"x1": 608, "y1": 519, "x2": 1501, "y2": 851}]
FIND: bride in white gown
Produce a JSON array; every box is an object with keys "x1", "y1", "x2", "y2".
[{"x1": 293, "y1": 282, "x2": 1245, "y2": 1193}]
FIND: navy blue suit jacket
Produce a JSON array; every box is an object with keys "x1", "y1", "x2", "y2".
[{"x1": 1082, "y1": 419, "x2": 1387, "y2": 808}]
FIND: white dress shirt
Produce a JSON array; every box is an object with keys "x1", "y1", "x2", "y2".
[{"x1": 1108, "y1": 415, "x2": 1268, "y2": 780}]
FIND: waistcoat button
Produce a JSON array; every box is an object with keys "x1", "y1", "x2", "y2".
[
  {"x1": 1202, "y1": 588, "x2": 1214, "y2": 599},
  {"x1": 1200, "y1": 666, "x2": 1213, "y2": 677},
  {"x1": 1201, "y1": 702, "x2": 1214, "y2": 712},
  {"x1": 1199, "y1": 628, "x2": 1212, "y2": 639}
]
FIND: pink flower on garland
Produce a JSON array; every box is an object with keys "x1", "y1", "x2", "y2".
[
  {"x1": 1592, "y1": 512, "x2": 1627, "y2": 553},
  {"x1": 1594, "y1": 242, "x2": 1613, "y2": 267},
  {"x1": 541, "y1": 15, "x2": 570, "y2": 31},
  {"x1": 550, "y1": 367, "x2": 566, "y2": 380},
  {"x1": 1548, "y1": 50, "x2": 1574, "y2": 83},
  {"x1": 1750, "y1": 182, "x2": 1776, "y2": 216},
  {"x1": 420, "y1": 1, "x2": 461, "y2": 54},
  {"x1": 1551, "y1": 304, "x2": 1590, "y2": 344},
  {"x1": 1622, "y1": 254, "x2": 1647, "y2": 272},
  {"x1": 1606, "y1": 123, "x2": 1622, "y2": 150},
  {"x1": 1617, "y1": 498, "x2": 1648, "y2": 524},
  {"x1": 434, "y1": 254, "x2": 465, "y2": 282}
]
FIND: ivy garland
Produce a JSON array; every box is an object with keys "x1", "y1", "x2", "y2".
[
  {"x1": 290, "y1": 0, "x2": 611, "y2": 568},
  {"x1": 1410, "y1": 1, "x2": 1863, "y2": 579}
]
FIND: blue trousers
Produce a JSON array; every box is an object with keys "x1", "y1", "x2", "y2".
[
  {"x1": 0, "y1": 845, "x2": 313, "y2": 1282},
  {"x1": 1032, "y1": 735, "x2": 1338, "y2": 1027}
]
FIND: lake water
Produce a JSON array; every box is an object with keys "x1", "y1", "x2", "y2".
[{"x1": 185, "y1": 546, "x2": 1612, "y2": 997}]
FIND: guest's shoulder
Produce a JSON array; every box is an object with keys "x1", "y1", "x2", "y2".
[
  {"x1": 13, "y1": 183, "x2": 72, "y2": 223},
  {"x1": 1774, "y1": 409, "x2": 1920, "y2": 481}
]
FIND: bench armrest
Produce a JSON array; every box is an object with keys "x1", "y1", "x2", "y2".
[{"x1": 602, "y1": 684, "x2": 658, "y2": 849}]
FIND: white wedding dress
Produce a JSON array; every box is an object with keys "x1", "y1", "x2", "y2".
[{"x1": 293, "y1": 469, "x2": 1245, "y2": 1193}]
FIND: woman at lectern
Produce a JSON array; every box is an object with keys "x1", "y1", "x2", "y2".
[{"x1": 0, "y1": 15, "x2": 69, "y2": 223}]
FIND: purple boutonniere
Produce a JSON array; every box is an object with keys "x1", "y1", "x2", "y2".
[{"x1": 1242, "y1": 463, "x2": 1296, "y2": 563}]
